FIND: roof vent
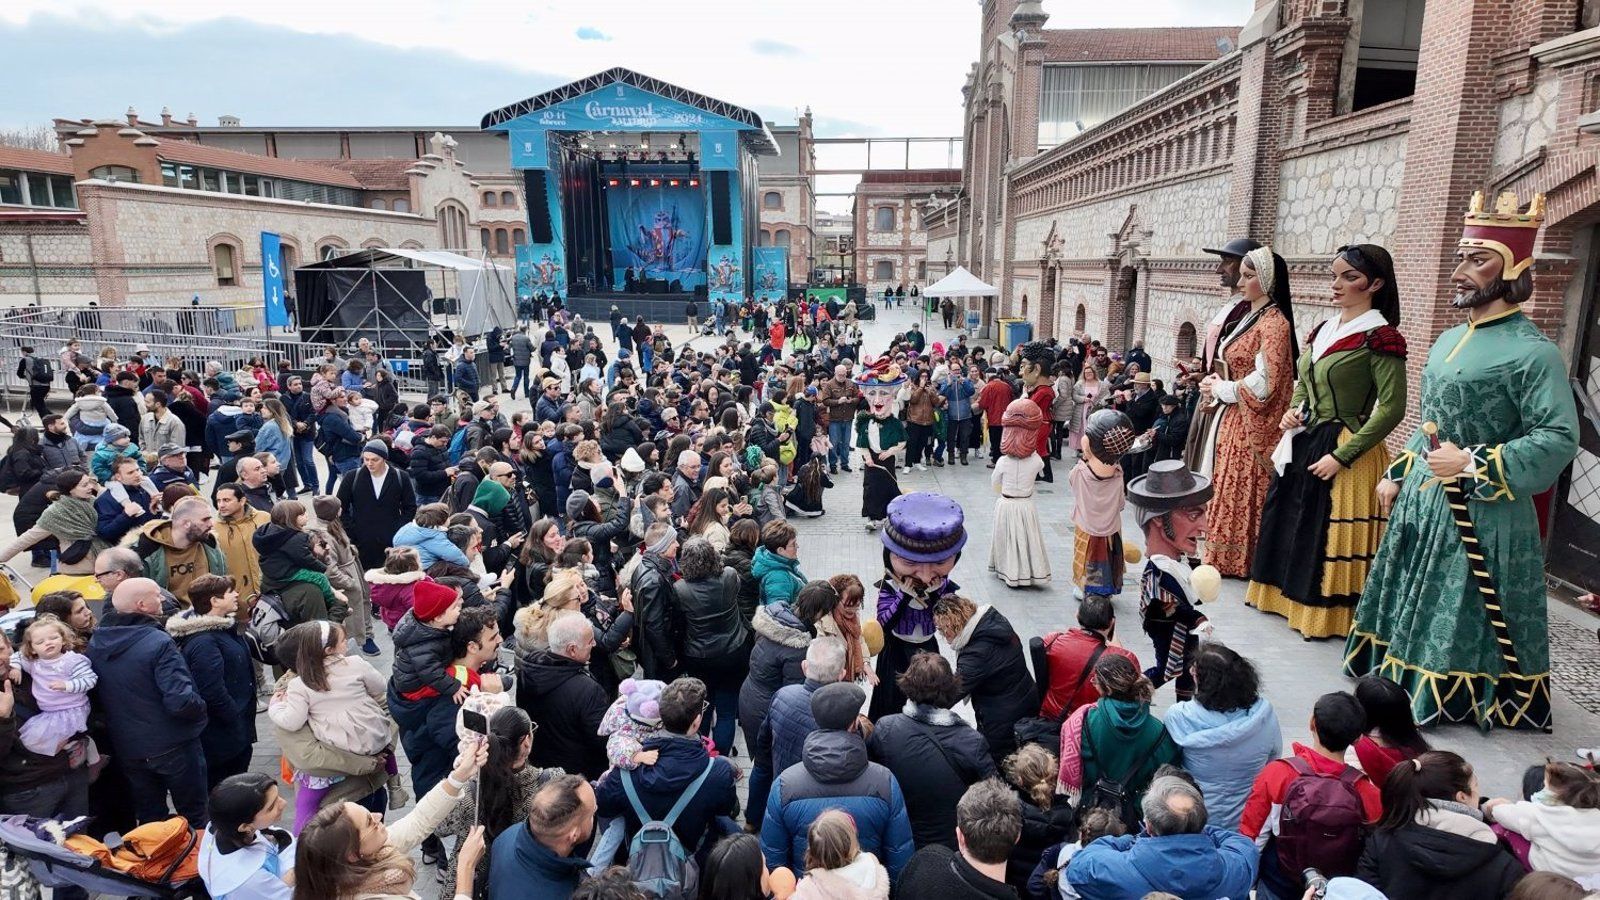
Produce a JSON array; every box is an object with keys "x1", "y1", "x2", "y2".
[{"x1": 218, "y1": 115, "x2": 241, "y2": 127}]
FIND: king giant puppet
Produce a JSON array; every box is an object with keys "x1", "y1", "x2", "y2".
[{"x1": 1344, "y1": 191, "x2": 1578, "y2": 731}]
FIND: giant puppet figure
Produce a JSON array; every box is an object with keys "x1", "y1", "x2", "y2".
[
  {"x1": 1345, "y1": 191, "x2": 1578, "y2": 731},
  {"x1": 991, "y1": 397, "x2": 1051, "y2": 587},
  {"x1": 1128, "y1": 460, "x2": 1220, "y2": 701},
  {"x1": 1012, "y1": 341, "x2": 1058, "y2": 482},
  {"x1": 1185, "y1": 237, "x2": 1264, "y2": 476},
  {"x1": 868, "y1": 491, "x2": 967, "y2": 720},
  {"x1": 855, "y1": 358, "x2": 907, "y2": 529}
]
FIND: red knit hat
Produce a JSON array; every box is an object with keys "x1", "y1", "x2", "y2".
[{"x1": 412, "y1": 579, "x2": 461, "y2": 622}]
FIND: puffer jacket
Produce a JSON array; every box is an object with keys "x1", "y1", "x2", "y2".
[
  {"x1": 630, "y1": 552, "x2": 680, "y2": 680},
  {"x1": 593, "y1": 733, "x2": 739, "y2": 854},
  {"x1": 251, "y1": 521, "x2": 326, "y2": 588},
  {"x1": 569, "y1": 493, "x2": 631, "y2": 593},
  {"x1": 1358, "y1": 803, "x2": 1525, "y2": 900},
  {"x1": 517, "y1": 648, "x2": 609, "y2": 779},
  {"x1": 1009, "y1": 788, "x2": 1076, "y2": 891},
  {"x1": 1163, "y1": 696, "x2": 1282, "y2": 832},
  {"x1": 40, "y1": 429, "x2": 87, "y2": 473},
  {"x1": 951, "y1": 605, "x2": 1038, "y2": 764},
  {"x1": 389, "y1": 610, "x2": 458, "y2": 701},
  {"x1": 1488, "y1": 800, "x2": 1600, "y2": 886},
  {"x1": 672, "y1": 568, "x2": 750, "y2": 662},
  {"x1": 763, "y1": 679, "x2": 824, "y2": 776},
  {"x1": 866, "y1": 704, "x2": 995, "y2": 850},
  {"x1": 738, "y1": 602, "x2": 813, "y2": 764},
  {"x1": 167, "y1": 612, "x2": 257, "y2": 768},
  {"x1": 86, "y1": 610, "x2": 207, "y2": 759},
  {"x1": 761, "y1": 729, "x2": 915, "y2": 880},
  {"x1": 367, "y1": 568, "x2": 429, "y2": 630},
  {"x1": 752, "y1": 546, "x2": 806, "y2": 607},
  {"x1": 1066, "y1": 825, "x2": 1260, "y2": 900}
]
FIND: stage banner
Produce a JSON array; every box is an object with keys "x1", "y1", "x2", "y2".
[
  {"x1": 607, "y1": 168, "x2": 707, "y2": 290},
  {"x1": 506, "y1": 82, "x2": 753, "y2": 134},
  {"x1": 751, "y1": 246, "x2": 788, "y2": 300},
  {"x1": 517, "y1": 244, "x2": 566, "y2": 298},
  {"x1": 509, "y1": 129, "x2": 551, "y2": 169},
  {"x1": 707, "y1": 246, "x2": 744, "y2": 303},
  {"x1": 260, "y1": 231, "x2": 289, "y2": 327},
  {"x1": 700, "y1": 130, "x2": 740, "y2": 170}
]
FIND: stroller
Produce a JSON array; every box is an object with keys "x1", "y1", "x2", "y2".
[{"x1": 0, "y1": 816, "x2": 208, "y2": 898}]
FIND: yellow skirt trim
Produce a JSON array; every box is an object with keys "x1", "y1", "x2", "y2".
[{"x1": 1245, "y1": 581, "x2": 1352, "y2": 638}]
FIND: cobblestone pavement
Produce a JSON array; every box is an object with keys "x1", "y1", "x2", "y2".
[{"x1": 3, "y1": 299, "x2": 1596, "y2": 895}]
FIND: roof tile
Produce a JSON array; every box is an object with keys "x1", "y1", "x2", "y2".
[
  {"x1": 1043, "y1": 26, "x2": 1239, "y2": 64},
  {"x1": 0, "y1": 145, "x2": 74, "y2": 176},
  {"x1": 154, "y1": 140, "x2": 364, "y2": 188}
]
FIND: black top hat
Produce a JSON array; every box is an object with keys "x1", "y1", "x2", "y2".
[
  {"x1": 1201, "y1": 238, "x2": 1263, "y2": 259},
  {"x1": 1127, "y1": 459, "x2": 1213, "y2": 512}
]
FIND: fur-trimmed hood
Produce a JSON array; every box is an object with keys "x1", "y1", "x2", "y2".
[
  {"x1": 363, "y1": 568, "x2": 428, "y2": 586},
  {"x1": 753, "y1": 602, "x2": 811, "y2": 649},
  {"x1": 166, "y1": 612, "x2": 238, "y2": 640}
]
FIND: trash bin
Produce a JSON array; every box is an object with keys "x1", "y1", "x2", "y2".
[{"x1": 999, "y1": 318, "x2": 1033, "y2": 351}]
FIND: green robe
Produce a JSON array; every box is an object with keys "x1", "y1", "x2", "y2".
[{"x1": 1344, "y1": 308, "x2": 1578, "y2": 730}]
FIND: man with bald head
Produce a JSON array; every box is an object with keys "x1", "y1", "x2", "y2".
[
  {"x1": 234, "y1": 455, "x2": 275, "y2": 512},
  {"x1": 87, "y1": 577, "x2": 209, "y2": 825},
  {"x1": 132, "y1": 496, "x2": 226, "y2": 606}
]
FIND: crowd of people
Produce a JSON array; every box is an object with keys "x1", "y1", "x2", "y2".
[{"x1": 0, "y1": 218, "x2": 1596, "y2": 900}]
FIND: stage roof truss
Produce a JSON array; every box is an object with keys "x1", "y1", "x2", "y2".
[{"x1": 480, "y1": 67, "x2": 777, "y2": 155}]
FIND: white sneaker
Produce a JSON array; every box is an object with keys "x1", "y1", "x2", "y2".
[{"x1": 915, "y1": 463, "x2": 928, "y2": 471}]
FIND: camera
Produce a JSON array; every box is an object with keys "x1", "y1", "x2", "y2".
[{"x1": 1303, "y1": 868, "x2": 1329, "y2": 899}]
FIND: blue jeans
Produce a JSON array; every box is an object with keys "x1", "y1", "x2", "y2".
[
  {"x1": 828, "y1": 420, "x2": 853, "y2": 469},
  {"x1": 327, "y1": 455, "x2": 360, "y2": 493},
  {"x1": 698, "y1": 684, "x2": 740, "y2": 756},
  {"x1": 124, "y1": 742, "x2": 209, "y2": 827},
  {"x1": 510, "y1": 365, "x2": 531, "y2": 398},
  {"x1": 745, "y1": 762, "x2": 774, "y2": 828},
  {"x1": 294, "y1": 437, "x2": 318, "y2": 495}
]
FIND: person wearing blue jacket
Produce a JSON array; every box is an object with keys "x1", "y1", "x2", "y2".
[
  {"x1": 1064, "y1": 774, "x2": 1259, "y2": 900},
  {"x1": 167, "y1": 575, "x2": 258, "y2": 787},
  {"x1": 1162, "y1": 642, "x2": 1282, "y2": 833},
  {"x1": 205, "y1": 396, "x2": 245, "y2": 462},
  {"x1": 86, "y1": 577, "x2": 210, "y2": 826},
  {"x1": 94, "y1": 455, "x2": 159, "y2": 543},
  {"x1": 938, "y1": 366, "x2": 977, "y2": 465},
  {"x1": 762, "y1": 683, "x2": 915, "y2": 879},
  {"x1": 454, "y1": 346, "x2": 481, "y2": 401},
  {"x1": 282, "y1": 376, "x2": 319, "y2": 496},
  {"x1": 316, "y1": 394, "x2": 365, "y2": 492},
  {"x1": 549, "y1": 424, "x2": 579, "y2": 516},
  {"x1": 393, "y1": 516, "x2": 473, "y2": 570}
]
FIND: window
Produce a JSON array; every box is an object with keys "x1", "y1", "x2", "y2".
[
  {"x1": 500, "y1": 191, "x2": 516, "y2": 208},
  {"x1": 0, "y1": 171, "x2": 21, "y2": 205},
  {"x1": 0, "y1": 170, "x2": 76, "y2": 208},
  {"x1": 495, "y1": 228, "x2": 510, "y2": 255},
  {"x1": 481, "y1": 228, "x2": 491, "y2": 250},
  {"x1": 874, "y1": 207, "x2": 895, "y2": 232},
  {"x1": 393, "y1": 198, "x2": 411, "y2": 213},
  {"x1": 318, "y1": 243, "x2": 347, "y2": 261},
  {"x1": 763, "y1": 191, "x2": 782, "y2": 209},
  {"x1": 369, "y1": 198, "x2": 388, "y2": 210},
  {"x1": 89, "y1": 165, "x2": 139, "y2": 184},
  {"x1": 1175, "y1": 321, "x2": 1198, "y2": 361},
  {"x1": 1349, "y1": 0, "x2": 1425, "y2": 111},
  {"x1": 774, "y1": 229, "x2": 791, "y2": 248},
  {"x1": 513, "y1": 228, "x2": 526, "y2": 247},
  {"x1": 483, "y1": 191, "x2": 498, "y2": 208},
  {"x1": 758, "y1": 230, "x2": 771, "y2": 247},
  {"x1": 873, "y1": 260, "x2": 894, "y2": 281},
  {"x1": 213, "y1": 243, "x2": 238, "y2": 286},
  {"x1": 917, "y1": 260, "x2": 927, "y2": 281},
  {"x1": 1039, "y1": 64, "x2": 1203, "y2": 147}
]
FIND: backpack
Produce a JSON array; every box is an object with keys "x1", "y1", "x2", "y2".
[
  {"x1": 28, "y1": 357, "x2": 51, "y2": 385},
  {"x1": 1275, "y1": 757, "x2": 1367, "y2": 884},
  {"x1": 247, "y1": 591, "x2": 291, "y2": 666},
  {"x1": 622, "y1": 758, "x2": 716, "y2": 899},
  {"x1": 1082, "y1": 711, "x2": 1166, "y2": 829},
  {"x1": 447, "y1": 425, "x2": 471, "y2": 465}
]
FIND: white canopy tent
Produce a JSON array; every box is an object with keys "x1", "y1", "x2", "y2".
[{"x1": 922, "y1": 266, "x2": 998, "y2": 297}]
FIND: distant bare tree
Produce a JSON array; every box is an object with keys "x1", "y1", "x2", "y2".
[{"x1": 0, "y1": 124, "x2": 60, "y2": 152}]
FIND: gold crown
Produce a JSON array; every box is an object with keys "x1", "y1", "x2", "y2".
[{"x1": 1463, "y1": 190, "x2": 1546, "y2": 228}]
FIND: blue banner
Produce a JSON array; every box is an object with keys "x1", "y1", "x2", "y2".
[
  {"x1": 700, "y1": 130, "x2": 740, "y2": 170},
  {"x1": 605, "y1": 167, "x2": 707, "y2": 290},
  {"x1": 516, "y1": 165, "x2": 567, "y2": 297},
  {"x1": 260, "y1": 231, "x2": 289, "y2": 327},
  {"x1": 707, "y1": 246, "x2": 745, "y2": 302},
  {"x1": 752, "y1": 246, "x2": 788, "y2": 301},
  {"x1": 496, "y1": 82, "x2": 753, "y2": 134}
]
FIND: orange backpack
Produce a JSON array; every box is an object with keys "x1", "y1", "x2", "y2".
[{"x1": 62, "y1": 817, "x2": 201, "y2": 884}]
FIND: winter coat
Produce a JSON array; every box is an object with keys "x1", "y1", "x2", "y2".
[
  {"x1": 738, "y1": 602, "x2": 813, "y2": 765},
  {"x1": 762, "y1": 729, "x2": 916, "y2": 879},
  {"x1": 508, "y1": 332, "x2": 535, "y2": 368},
  {"x1": 599, "y1": 417, "x2": 645, "y2": 462},
  {"x1": 40, "y1": 429, "x2": 87, "y2": 473},
  {"x1": 1488, "y1": 800, "x2": 1600, "y2": 885},
  {"x1": 407, "y1": 442, "x2": 451, "y2": 498},
  {"x1": 867, "y1": 704, "x2": 996, "y2": 849},
  {"x1": 387, "y1": 682, "x2": 459, "y2": 800},
  {"x1": 197, "y1": 829, "x2": 295, "y2": 900},
  {"x1": 453, "y1": 356, "x2": 480, "y2": 395},
  {"x1": 764, "y1": 679, "x2": 824, "y2": 776},
  {"x1": 792, "y1": 853, "x2": 891, "y2": 900},
  {"x1": 1358, "y1": 804, "x2": 1524, "y2": 900},
  {"x1": 487, "y1": 819, "x2": 591, "y2": 900},
  {"x1": 569, "y1": 494, "x2": 631, "y2": 593},
  {"x1": 317, "y1": 408, "x2": 364, "y2": 463},
  {"x1": 1078, "y1": 698, "x2": 1181, "y2": 821},
  {"x1": 1, "y1": 444, "x2": 45, "y2": 496},
  {"x1": 896, "y1": 843, "x2": 1018, "y2": 899},
  {"x1": 86, "y1": 610, "x2": 207, "y2": 759},
  {"x1": 517, "y1": 649, "x2": 610, "y2": 779},
  {"x1": 753, "y1": 546, "x2": 806, "y2": 607},
  {"x1": 1037, "y1": 629, "x2": 1140, "y2": 721},
  {"x1": 1065, "y1": 826, "x2": 1259, "y2": 900},
  {"x1": 104, "y1": 383, "x2": 143, "y2": 433},
  {"x1": 253, "y1": 419, "x2": 291, "y2": 472},
  {"x1": 390, "y1": 610, "x2": 459, "y2": 702},
  {"x1": 267, "y1": 655, "x2": 393, "y2": 759},
  {"x1": 214, "y1": 508, "x2": 269, "y2": 601},
  {"x1": 90, "y1": 440, "x2": 142, "y2": 484},
  {"x1": 367, "y1": 569, "x2": 429, "y2": 629},
  {"x1": 392, "y1": 522, "x2": 471, "y2": 571},
  {"x1": 630, "y1": 552, "x2": 681, "y2": 680},
  {"x1": 252, "y1": 522, "x2": 326, "y2": 588},
  {"x1": 336, "y1": 465, "x2": 418, "y2": 570},
  {"x1": 594, "y1": 733, "x2": 739, "y2": 854},
  {"x1": 722, "y1": 545, "x2": 761, "y2": 626},
  {"x1": 951, "y1": 606, "x2": 1037, "y2": 763},
  {"x1": 93, "y1": 480, "x2": 158, "y2": 543},
  {"x1": 168, "y1": 612, "x2": 257, "y2": 767},
  {"x1": 1009, "y1": 789, "x2": 1076, "y2": 891},
  {"x1": 673, "y1": 567, "x2": 751, "y2": 662},
  {"x1": 134, "y1": 520, "x2": 228, "y2": 599},
  {"x1": 205, "y1": 404, "x2": 246, "y2": 458},
  {"x1": 1163, "y1": 696, "x2": 1282, "y2": 832},
  {"x1": 0, "y1": 670, "x2": 73, "y2": 792},
  {"x1": 66, "y1": 394, "x2": 116, "y2": 432}
]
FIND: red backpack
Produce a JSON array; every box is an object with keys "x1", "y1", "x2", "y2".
[{"x1": 1275, "y1": 757, "x2": 1366, "y2": 885}]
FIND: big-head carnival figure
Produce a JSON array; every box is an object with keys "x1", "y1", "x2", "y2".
[
  {"x1": 868, "y1": 491, "x2": 965, "y2": 720},
  {"x1": 1344, "y1": 191, "x2": 1578, "y2": 731}
]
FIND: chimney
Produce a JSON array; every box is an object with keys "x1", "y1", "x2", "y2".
[
  {"x1": 126, "y1": 106, "x2": 138, "y2": 125},
  {"x1": 161, "y1": 107, "x2": 173, "y2": 126},
  {"x1": 186, "y1": 112, "x2": 198, "y2": 126}
]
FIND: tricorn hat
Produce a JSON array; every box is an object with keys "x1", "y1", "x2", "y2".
[
  {"x1": 882, "y1": 492, "x2": 967, "y2": 563},
  {"x1": 1201, "y1": 238, "x2": 1262, "y2": 259},
  {"x1": 1127, "y1": 459, "x2": 1213, "y2": 512}
]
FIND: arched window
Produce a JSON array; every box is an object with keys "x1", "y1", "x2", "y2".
[
  {"x1": 874, "y1": 206, "x2": 895, "y2": 232},
  {"x1": 89, "y1": 165, "x2": 139, "y2": 183},
  {"x1": 361, "y1": 238, "x2": 384, "y2": 249},
  {"x1": 512, "y1": 228, "x2": 526, "y2": 247},
  {"x1": 763, "y1": 191, "x2": 782, "y2": 210},
  {"x1": 872, "y1": 260, "x2": 894, "y2": 281},
  {"x1": 369, "y1": 198, "x2": 387, "y2": 210},
  {"x1": 494, "y1": 228, "x2": 510, "y2": 255},
  {"x1": 392, "y1": 198, "x2": 411, "y2": 213},
  {"x1": 1074, "y1": 304, "x2": 1087, "y2": 333},
  {"x1": 774, "y1": 229, "x2": 791, "y2": 248},
  {"x1": 212, "y1": 242, "x2": 238, "y2": 286},
  {"x1": 482, "y1": 191, "x2": 498, "y2": 207},
  {"x1": 1175, "y1": 321, "x2": 1198, "y2": 362},
  {"x1": 1021, "y1": 294, "x2": 1030, "y2": 319},
  {"x1": 318, "y1": 242, "x2": 347, "y2": 261},
  {"x1": 500, "y1": 191, "x2": 516, "y2": 207},
  {"x1": 436, "y1": 201, "x2": 469, "y2": 250},
  {"x1": 758, "y1": 230, "x2": 771, "y2": 247},
  {"x1": 480, "y1": 228, "x2": 492, "y2": 250}
]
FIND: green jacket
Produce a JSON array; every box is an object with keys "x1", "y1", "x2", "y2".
[
  {"x1": 752, "y1": 546, "x2": 806, "y2": 607},
  {"x1": 1080, "y1": 698, "x2": 1181, "y2": 814},
  {"x1": 1290, "y1": 322, "x2": 1407, "y2": 467}
]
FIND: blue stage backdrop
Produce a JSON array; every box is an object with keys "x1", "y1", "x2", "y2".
[
  {"x1": 606, "y1": 168, "x2": 706, "y2": 290},
  {"x1": 751, "y1": 246, "x2": 788, "y2": 301}
]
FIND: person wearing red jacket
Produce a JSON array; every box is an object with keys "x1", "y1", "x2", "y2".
[
  {"x1": 1037, "y1": 595, "x2": 1140, "y2": 720},
  {"x1": 977, "y1": 368, "x2": 1015, "y2": 468},
  {"x1": 1015, "y1": 341, "x2": 1058, "y2": 482},
  {"x1": 1240, "y1": 691, "x2": 1383, "y2": 900}
]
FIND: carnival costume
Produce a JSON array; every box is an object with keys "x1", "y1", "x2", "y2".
[
  {"x1": 1203, "y1": 246, "x2": 1298, "y2": 577},
  {"x1": 869, "y1": 492, "x2": 965, "y2": 720},
  {"x1": 1247, "y1": 248, "x2": 1407, "y2": 638},
  {"x1": 854, "y1": 359, "x2": 907, "y2": 527},
  {"x1": 1345, "y1": 192, "x2": 1579, "y2": 731},
  {"x1": 991, "y1": 398, "x2": 1051, "y2": 587},
  {"x1": 1129, "y1": 461, "x2": 1215, "y2": 701},
  {"x1": 1070, "y1": 409, "x2": 1136, "y2": 596},
  {"x1": 1186, "y1": 237, "x2": 1262, "y2": 478}
]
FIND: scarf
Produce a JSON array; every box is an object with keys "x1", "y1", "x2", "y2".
[
  {"x1": 38, "y1": 496, "x2": 101, "y2": 543},
  {"x1": 1245, "y1": 246, "x2": 1276, "y2": 298},
  {"x1": 903, "y1": 701, "x2": 962, "y2": 726},
  {"x1": 830, "y1": 607, "x2": 865, "y2": 679}
]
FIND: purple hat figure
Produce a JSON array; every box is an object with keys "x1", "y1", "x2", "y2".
[{"x1": 881, "y1": 492, "x2": 968, "y2": 563}]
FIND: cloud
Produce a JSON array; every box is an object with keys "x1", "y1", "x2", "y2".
[
  {"x1": 575, "y1": 25, "x2": 610, "y2": 41},
  {"x1": 750, "y1": 39, "x2": 800, "y2": 57}
]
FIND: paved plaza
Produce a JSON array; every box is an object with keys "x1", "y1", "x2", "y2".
[{"x1": 0, "y1": 301, "x2": 1595, "y2": 896}]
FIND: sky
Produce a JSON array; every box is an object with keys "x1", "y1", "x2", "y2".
[{"x1": 0, "y1": 0, "x2": 1253, "y2": 137}]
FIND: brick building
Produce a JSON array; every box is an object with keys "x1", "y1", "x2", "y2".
[
  {"x1": 758, "y1": 115, "x2": 818, "y2": 286},
  {"x1": 947, "y1": 0, "x2": 1600, "y2": 586},
  {"x1": 853, "y1": 169, "x2": 961, "y2": 295}
]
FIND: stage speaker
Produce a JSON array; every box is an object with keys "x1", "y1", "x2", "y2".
[
  {"x1": 709, "y1": 171, "x2": 733, "y2": 245},
  {"x1": 524, "y1": 170, "x2": 555, "y2": 245}
]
